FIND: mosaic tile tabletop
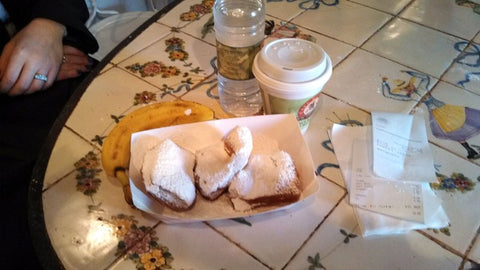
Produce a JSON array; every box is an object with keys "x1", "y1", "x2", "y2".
[{"x1": 35, "y1": 0, "x2": 480, "y2": 269}]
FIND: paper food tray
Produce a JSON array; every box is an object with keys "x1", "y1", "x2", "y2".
[{"x1": 129, "y1": 114, "x2": 318, "y2": 223}]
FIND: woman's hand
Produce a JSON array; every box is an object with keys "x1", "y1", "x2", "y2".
[
  {"x1": 56, "y1": 45, "x2": 92, "y2": 81},
  {"x1": 0, "y1": 18, "x2": 65, "y2": 96}
]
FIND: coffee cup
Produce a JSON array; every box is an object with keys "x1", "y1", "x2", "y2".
[{"x1": 252, "y1": 38, "x2": 332, "y2": 133}]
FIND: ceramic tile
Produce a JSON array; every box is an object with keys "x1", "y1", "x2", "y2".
[
  {"x1": 442, "y1": 42, "x2": 480, "y2": 95},
  {"x1": 207, "y1": 177, "x2": 345, "y2": 269},
  {"x1": 157, "y1": 0, "x2": 212, "y2": 29},
  {"x1": 180, "y1": 10, "x2": 216, "y2": 45},
  {"x1": 118, "y1": 31, "x2": 216, "y2": 91},
  {"x1": 66, "y1": 67, "x2": 175, "y2": 145},
  {"x1": 43, "y1": 128, "x2": 95, "y2": 189},
  {"x1": 291, "y1": 1, "x2": 392, "y2": 46},
  {"x1": 110, "y1": 22, "x2": 172, "y2": 64},
  {"x1": 285, "y1": 200, "x2": 463, "y2": 270},
  {"x1": 420, "y1": 145, "x2": 480, "y2": 256},
  {"x1": 401, "y1": 0, "x2": 480, "y2": 41},
  {"x1": 180, "y1": 78, "x2": 233, "y2": 119},
  {"x1": 324, "y1": 49, "x2": 438, "y2": 113},
  {"x1": 36, "y1": 1, "x2": 480, "y2": 269},
  {"x1": 305, "y1": 94, "x2": 371, "y2": 187},
  {"x1": 470, "y1": 233, "x2": 480, "y2": 264},
  {"x1": 265, "y1": 0, "x2": 313, "y2": 22},
  {"x1": 474, "y1": 32, "x2": 480, "y2": 44},
  {"x1": 362, "y1": 18, "x2": 464, "y2": 78},
  {"x1": 43, "y1": 153, "x2": 159, "y2": 270},
  {"x1": 351, "y1": 0, "x2": 411, "y2": 14},
  {"x1": 107, "y1": 222, "x2": 269, "y2": 270},
  {"x1": 416, "y1": 81, "x2": 480, "y2": 164}
]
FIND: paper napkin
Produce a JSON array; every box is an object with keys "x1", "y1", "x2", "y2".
[{"x1": 330, "y1": 113, "x2": 449, "y2": 237}]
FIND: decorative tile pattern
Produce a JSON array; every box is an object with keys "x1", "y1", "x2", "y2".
[
  {"x1": 324, "y1": 49, "x2": 438, "y2": 113},
  {"x1": 442, "y1": 42, "x2": 480, "y2": 95},
  {"x1": 43, "y1": 128, "x2": 95, "y2": 189},
  {"x1": 38, "y1": 0, "x2": 480, "y2": 269},
  {"x1": 119, "y1": 31, "x2": 215, "y2": 91},
  {"x1": 207, "y1": 177, "x2": 345, "y2": 269},
  {"x1": 110, "y1": 23, "x2": 172, "y2": 64},
  {"x1": 43, "y1": 149, "x2": 159, "y2": 269},
  {"x1": 423, "y1": 145, "x2": 480, "y2": 254},
  {"x1": 419, "y1": 81, "x2": 480, "y2": 163},
  {"x1": 108, "y1": 222, "x2": 270, "y2": 270},
  {"x1": 362, "y1": 18, "x2": 464, "y2": 78},
  {"x1": 156, "y1": 0, "x2": 209, "y2": 29},
  {"x1": 284, "y1": 201, "x2": 463, "y2": 270},
  {"x1": 66, "y1": 67, "x2": 176, "y2": 143},
  {"x1": 400, "y1": 0, "x2": 480, "y2": 40},
  {"x1": 291, "y1": 1, "x2": 392, "y2": 46}
]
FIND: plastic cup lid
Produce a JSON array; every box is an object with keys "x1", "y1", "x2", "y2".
[{"x1": 257, "y1": 38, "x2": 327, "y2": 83}]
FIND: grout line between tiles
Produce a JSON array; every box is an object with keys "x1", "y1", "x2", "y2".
[
  {"x1": 64, "y1": 124, "x2": 103, "y2": 152},
  {"x1": 428, "y1": 139, "x2": 480, "y2": 167},
  {"x1": 42, "y1": 125, "x2": 102, "y2": 191},
  {"x1": 42, "y1": 169, "x2": 76, "y2": 193},
  {"x1": 460, "y1": 224, "x2": 480, "y2": 269},
  {"x1": 321, "y1": 91, "x2": 371, "y2": 115},
  {"x1": 434, "y1": 38, "x2": 480, "y2": 98},
  {"x1": 347, "y1": 0, "x2": 415, "y2": 16},
  {"x1": 416, "y1": 229, "x2": 469, "y2": 268},
  {"x1": 204, "y1": 222, "x2": 274, "y2": 270},
  {"x1": 281, "y1": 191, "x2": 348, "y2": 269},
  {"x1": 280, "y1": 0, "x2": 477, "y2": 96}
]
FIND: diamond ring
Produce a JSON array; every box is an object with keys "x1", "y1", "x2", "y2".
[{"x1": 34, "y1": 74, "x2": 48, "y2": 82}]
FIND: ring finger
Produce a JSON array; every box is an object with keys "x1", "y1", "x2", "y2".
[{"x1": 25, "y1": 69, "x2": 51, "y2": 94}]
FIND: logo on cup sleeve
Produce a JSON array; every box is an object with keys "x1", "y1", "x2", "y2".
[{"x1": 297, "y1": 94, "x2": 320, "y2": 120}]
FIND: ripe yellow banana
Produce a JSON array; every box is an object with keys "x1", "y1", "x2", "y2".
[{"x1": 101, "y1": 100, "x2": 215, "y2": 204}]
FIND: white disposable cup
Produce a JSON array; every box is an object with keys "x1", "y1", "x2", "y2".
[{"x1": 252, "y1": 38, "x2": 332, "y2": 133}]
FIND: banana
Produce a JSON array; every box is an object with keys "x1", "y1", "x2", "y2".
[{"x1": 101, "y1": 100, "x2": 215, "y2": 204}]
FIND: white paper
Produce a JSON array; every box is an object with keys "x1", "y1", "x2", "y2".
[
  {"x1": 372, "y1": 112, "x2": 436, "y2": 182},
  {"x1": 350, "y1": 139, "x2": 424, "y2": 223},
  {"x1": 331, "y1": 123, "x2": 449, "y2": 237},
  {"x1": 353, "y1": 183, "x2": 447, "y2": 237}
]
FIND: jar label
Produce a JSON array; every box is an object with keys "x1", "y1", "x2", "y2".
[{"x1": 216, "y1": 41, "x2": 261, "y2": 80}]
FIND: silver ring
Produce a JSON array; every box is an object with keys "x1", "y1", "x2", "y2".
[
  {"x1": 34, "y1": 73, "x2": 48, "y2": 82},
  {"x1": 62, "y1": 55, "x2": 66, "y2": 63}
]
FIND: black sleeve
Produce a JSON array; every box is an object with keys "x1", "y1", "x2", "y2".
[{"x1": 2, "y1": 0, "x2": 99, "y2": 54}]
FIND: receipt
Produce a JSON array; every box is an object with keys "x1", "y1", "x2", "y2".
[
  {"x1": 331, "y1": 123, "x2": 449, "y2": 236},
  {"x1": 372, "y1": 112, "x2": 436, "y2": 182},
  {"x1": 350, "y1": 139, "x2": 425, "y2": 223}
]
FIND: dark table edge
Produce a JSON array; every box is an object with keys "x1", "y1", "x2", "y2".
[{"x1": 28, "y1": 1, "x2": 180, "y2": 269}]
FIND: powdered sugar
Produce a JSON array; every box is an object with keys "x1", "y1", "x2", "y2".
[
  {"x1": 229, "y1": 151, "x2": 300, "y2": 202},
  {"x1": 143, "y1": 139, "x2": 196, "y2": 208},
  {"x1": 195, "y1": 126, "x2": 253, "y2": 199}
]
